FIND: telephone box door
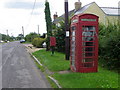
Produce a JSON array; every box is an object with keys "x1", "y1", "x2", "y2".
[{"x1": 80, "y1": 25, "x2": 98, "y2": 72}]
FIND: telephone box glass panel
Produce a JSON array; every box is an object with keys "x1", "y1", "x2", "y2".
[
  {"x1": 72, "y1": 37, "x2": 75, "y2": 41},
  {"x1": 71, "y1": 29, "x2": 76, "y2": 69},
  {"x1": 82, "y1": 26, "x2": 95, "y2": 31},
  {"x1": 71, "y1": 26, "x2": 76, "y2": 31},
  {"x1": 72, "y1": 31, "x2": 75, "y2": 36},
  {"x1": 83, "y1": 63, "x2": 94, "y2": 67},
  {"x1": 82, "y1": 58, "x2": 94, "y2": 62},
  {"x1": 83, "y1": 53, "x2": 94, "y2": 57},
  {"x1": 82, "y1": 47, "x2": 95, "y2": 52},
  {"x1": 82, "y1": 37, "x2": 95, "y2": 41},
  {"x1": 82, "y1": 42, "x2": 95, "y2": 46}
]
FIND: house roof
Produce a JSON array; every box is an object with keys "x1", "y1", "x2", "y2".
[
  {"x1": 101, "y1": 7, "x2": 120, "y2": 16},
  {"x1": 53, "y1": 2, "x2": 94, "y2": 24},
  {"x1": 53, "y1": 2, "x2": 120, "y2": 24},
  {"x1": 75, "y1": 2, "x2": 120, "y2": 16},
  {"x1": 53, "y1": 9, "x2": 75, "y2": 24},
  {"x1": 74, "y1": 2, "x2": 94, "y2": 15}
]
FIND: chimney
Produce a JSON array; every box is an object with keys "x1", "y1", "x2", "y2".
[
  {"x1": 53, "y1": 12, "x2": 58, "y2": 20},
  {"x1": 75, "y1": 0, "x2": 82, "y2": 11}
]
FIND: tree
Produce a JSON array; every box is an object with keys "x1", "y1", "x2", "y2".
[
  {"x1": 53, "y1": 21, "x2": 66, "y2": 52},
  {"x1": 1, "y1": 34, "x2": 7, "y2": 41},
  {"x1": 44, "y1": 0, "x2": 52, "y2": 51},
  {"x1": 52, "y1": 17, "x2": 71, "y2": 53},
  {"x1": 1, "y1": 33, "x2": 13, "y2": 41},
  {"x1": 16, "y1": 34, "x2": 23, "y2": 40},
  {"x1": 25, "y1": 32, "x2": 38, "y2": 42}
]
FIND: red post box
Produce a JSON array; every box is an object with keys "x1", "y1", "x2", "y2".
[
  {"x1": 70, "y1": 14, "x2": 99, "y2": 73},
  {"x1": 50, "y1": 37, "x2": 56, "y2": 47}
]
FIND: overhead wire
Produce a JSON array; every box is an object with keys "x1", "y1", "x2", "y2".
[
  {"x1": 31, "y1": 0, "x2": 37, "y2": 16},
  {"x1": 25, "y1": 0, "x2": 37, "y2": 30}
]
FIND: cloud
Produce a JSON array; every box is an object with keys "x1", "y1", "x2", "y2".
[{"x1": 5, "y1": 1, "x2": 44, "y2": 9}]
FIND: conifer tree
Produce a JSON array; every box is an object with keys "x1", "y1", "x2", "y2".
[{"x1": 44, "y1": 0, "x2": 52, "y2": 51}]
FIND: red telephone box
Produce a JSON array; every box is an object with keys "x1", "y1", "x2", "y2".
[{"x1": 70, "y1": 13, "x2": 99, "y2": 73}]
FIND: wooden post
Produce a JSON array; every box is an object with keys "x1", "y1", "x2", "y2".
[{"x1": 64, "y1": 0, "x2": 70, "y2": 60}]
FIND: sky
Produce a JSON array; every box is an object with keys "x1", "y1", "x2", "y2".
[{"x1": 0, "y1": 0, "x2": 119, "y2": 37}]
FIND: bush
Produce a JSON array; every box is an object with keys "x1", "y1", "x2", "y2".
[
  {"x1": 32, "y1": 38, "x2": 46, "y2": 48},
  {"x1": 32, "y1": 38, "x2": 38, "y2": 47},
  {"x1": 53, "y1": 21, "x2": 66, "y2": 53},
  {"x1": 54, "y1": 28, "x2": 65, "y2": 52},
  {"x1": 99, "y1": 21, "x2": 120, "y2": 69}
]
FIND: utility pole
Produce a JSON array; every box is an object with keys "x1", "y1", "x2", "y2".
[
  {"x1": 22, "y1": 26, "x2": 24, "y2": 38},
  {"x1": 6, "y1": 30, "x2": 8, "y2": 41},
  {"x1": 64, "y1": 0, "x2": 70, "y2": 60},
  {"x1": 118, "y1": 1, "x2": 120, "y2": 21},
  {"x1": 38, "y1": 25, "x2": 40, "y2": 36},
  {"x1": 6, "y1": 30, "x2": 8, "y2": 36}
]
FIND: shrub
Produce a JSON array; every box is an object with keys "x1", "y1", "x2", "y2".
[
  {"x1": 53, "y1": 21, "x2": 66, "y2": 53},
  {"x1": 54, "y1": 28, "x2": 65, "y2": 52},
  {"x1": 99, "y1": 21, "x2": 120, "y2": 69},
  {"x1": 32, "y1": 38, "x2": 38, "y2": 47},
  {"x1": 32, "y1": 38, "x2": 46, "y2": 48}
]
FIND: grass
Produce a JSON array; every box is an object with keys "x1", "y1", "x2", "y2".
[
  {"x1": 33, "y1": 49, "x2": 119, "y2": 88},
  {"x1": 32, "y1": 49, "x2": 70, "y2": 72},
  {"x1": 53, "y1": 67, "x2": 118, "y2": 88},
  {"x1": 22, "y1": 41, "x2": 32, "y2": 44},
  {"x1": 47, "y1": 77, "x2": 58, "y2": 88},
  {"x1": 34, "y1": 60, "x2": 45, "y2": 72}
]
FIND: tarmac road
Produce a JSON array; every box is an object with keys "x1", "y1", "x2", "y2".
[{"x1": 1, "y1": 41, "x2": 50, "y2": 88}]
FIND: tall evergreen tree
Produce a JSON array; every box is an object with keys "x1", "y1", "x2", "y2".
[{"x1": 44, "y1": 0, "x2": 52, "y2": 51}]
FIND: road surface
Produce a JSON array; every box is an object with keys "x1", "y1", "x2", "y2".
[{"x1": 1, "y1": 41, "x2": 50, "y2": 88}]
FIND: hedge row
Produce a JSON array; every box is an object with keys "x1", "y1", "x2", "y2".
[{"x1": 99, "y1": 21, "x2": 120, "y2": 69}]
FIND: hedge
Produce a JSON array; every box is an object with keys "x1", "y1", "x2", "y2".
[
  {"x1": 99, "y1": 21, "x2": 120, "y2": 69},
  {"x1": 32, "y1": 38, "x2": 46, "y2": 48}
]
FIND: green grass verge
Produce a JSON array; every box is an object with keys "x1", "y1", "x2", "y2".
[
  {"x1": 47, "y1": 77, "x2": 58, "y2": 88},
  {"x1": 34, "y1": 60, "x2": 45, "y2": 72},
  {"x1": 22, "y1": 41, "x2": 32, "y2": 44},
  {"x1": 53, "y1": 67, "x2": 118, "y2": 88},
  {"x1": 33, "y1": 49, "x2": 119, "y2": 88},
  {"x1": 32, "y1": 49, "x2": 70, "y2": 72}
]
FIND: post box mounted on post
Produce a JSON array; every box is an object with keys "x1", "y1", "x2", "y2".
[
  {"x1": 70, "y1": 13, "x2": 99, "y2": 73},
  {"x1": 50, "y1": 37, "x2": 56, "y2": 55}
]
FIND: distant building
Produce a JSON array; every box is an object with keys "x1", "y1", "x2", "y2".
[{"x1": 53, "y1": 1, "x2": 120, "y2": 26}]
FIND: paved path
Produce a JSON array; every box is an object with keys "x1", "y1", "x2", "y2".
[{"x1": 1, "y1": 41, "x2": 50, "y2": 88}]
